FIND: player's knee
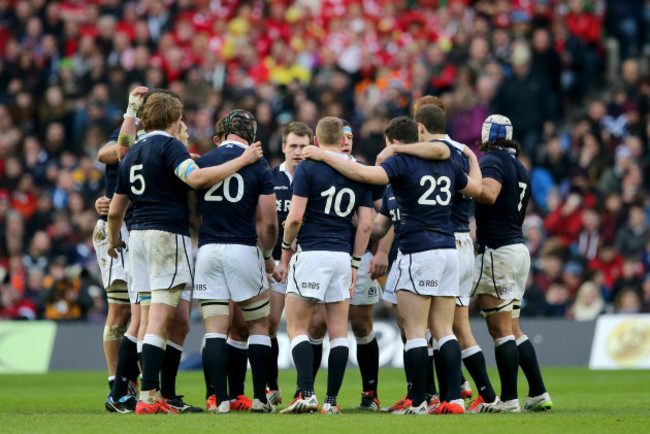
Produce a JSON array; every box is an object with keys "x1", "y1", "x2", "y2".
[
  {"x1": 308, "y1": 320, "x2": 327, "y2": 340},
  {"x1": 268, "y1": 315, "x2": 280, "y2": 335},
  {"x1": 350, "y1": 318, "x2": 373, "y2": 338},
  {"x1": 103, "y1": 324, "x2": 127, "y2": 342}
]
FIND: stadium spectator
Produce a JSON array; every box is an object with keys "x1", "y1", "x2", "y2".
[{"x1": 571, "y1": 281, "x2": 606, "y2": 321}]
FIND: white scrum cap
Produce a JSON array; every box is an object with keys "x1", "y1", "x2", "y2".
[{"x1": 482, "y1": 114, "x2": 513, "y2": 143}]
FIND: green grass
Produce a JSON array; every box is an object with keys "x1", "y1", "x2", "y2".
[{"x1": 0, "y1": 367, "x2": 647, "y2": 433}]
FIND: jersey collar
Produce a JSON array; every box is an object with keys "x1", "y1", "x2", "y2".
[
  {"x1": 218, "y1": 139, "x2": 248, "y2": 150},
  {"x1": 444, "y1": 134, "x2": 465, "y2": 152},
  {"x1": 138, "y1": 130, "x2": 174, "y2": 140},
  {"x1": 279, "y1": 161, "x2": 293, "y2": 183},
  {"x1": 325, "y1": 150, "x2": 352, "y2": 161}
]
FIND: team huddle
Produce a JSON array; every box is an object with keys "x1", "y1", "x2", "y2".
[{"x1": 93, "y1": 87, "x2": 553, "y2": 415}]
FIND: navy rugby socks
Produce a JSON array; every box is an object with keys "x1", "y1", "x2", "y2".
[
  {"x1": 494, "y1": 336, "x2": 519, "y2": 401},
  {"x1": 517, "y1": 335, "x2": 547, "y2": 397},
  {"x1": 437, "y1": 336, "x2": 462, "y2": 401},
  {"x1": 227, "y1": 339, "x2": 248, "y2": 398},
  {"x1": 356, "y1": 333, "x2": 379, "y2": 394},
  {"x1": 160, "y1": 341, "x2": 182, "y2": 399},
  {"x1": 268, "y1": 336, "x2": 280, "y2": 391},
  {"x1": 249, "y1": 335, "x2": 272, "y2": 403},
  {"x1": 404, "y1": 339, "x2": 428, "y2": 406},
  {"x1": 205, "y1": 335, "x2": 229, "y2": 404},
  {"x1": 291, "y1": 336, "x2": 315, "y2": 396},
  {"x1": 326, "y1": 339, "x2": 350, "y2": 402},
  {"x1": 462, "y1": 346, "x2": 496, "y2": 402}
]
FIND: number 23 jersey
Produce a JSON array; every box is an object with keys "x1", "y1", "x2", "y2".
[
  {"x1": 293, "y1": 158, "x2": 372, "y2": 253},
  {"x1": 380, "y1": 154, "x2": 468, "y2": 253}
]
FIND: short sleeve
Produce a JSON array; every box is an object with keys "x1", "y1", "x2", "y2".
[
  {"x1": 380, "y1": 155, "x2": 407, "y2": 182},
  {"x1": 163, "y1": 137, "x2": 192, "y2": 171},
  {"x1": 453, "y1": 161, "x2": 468, "y2": 192},
  {"x1": 358, "y1": 185, "x2": 373, "y2": 209},
  {"x1": 292, "y1": 161, "x2": 310, "y2": 198},
  {"x1": 259, "y1": 161, "x2": 274, "y2": 195},
  {"x1": 114, "y1": 160, "x2": 129, "y2": 195},
  {"x1": 479, "y1": 154, "x2": 504, "y2": 184},
  {"x1": 371, "y1": 183, "x2": 385, "y2": 202}
]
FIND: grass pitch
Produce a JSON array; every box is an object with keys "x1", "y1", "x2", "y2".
[{"x1": 0, "y1": 367, "x2": 646, "y2": 433}]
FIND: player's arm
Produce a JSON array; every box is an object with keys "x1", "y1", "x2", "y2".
[
  {"x1": 457, "y1": 146, "x2": 483, "y2": 198},
  {"x1": 301, "y1": 146, "x2": 389, "y2": 185},
  {"x1": 474, "y1": 178, "x2": 502, "y2": 204},
  {"x1": 371, "y1": 213, "x2": 393, "y2": 240},
  {"x1": 369, "y1": 223, "x2": 393, "y2": 280},
  {"x1": 376, "y1": 141, "x2": 451, "y2": 164},
  {"x1": 107, "y1": 193, "x2": 130, "y2": 258},
  {"x1": 117, "y1": 86, "x2": 148, "y2": 160},
  {"x1": 473, "y1": 153, "x2": 502, "y2": 205},
  {"x1": 177, "y1": 142, "x2": 263, "y2": 190},
  {"x1": 98, "y1": 142, "x2": 119, "y2": 164},
  {"x1": 258, "y1": 193, "x2": 279, "y2": 273}
]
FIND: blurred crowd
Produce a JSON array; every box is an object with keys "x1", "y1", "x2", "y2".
[{"x1": 1, "y1": 0, "x2": 650, "y2": 322}]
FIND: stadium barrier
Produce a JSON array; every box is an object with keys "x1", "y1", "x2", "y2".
[
  {"x1": 588, "y1": 314, "x2": 650, "y2": 370},
  {"x1": 0, "y1": 318, "x2": 613, "y2": 373}
]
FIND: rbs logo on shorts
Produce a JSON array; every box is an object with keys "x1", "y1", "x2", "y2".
[
  {"x1": 194, "y1": 284, "x2": 207, "y2": 291},
  {"x1": 302, "y1": 282, "x2": 320, "y2": 290},
  {"x1": 419, "y1": 280, "x2": 439, "y2": 287}
]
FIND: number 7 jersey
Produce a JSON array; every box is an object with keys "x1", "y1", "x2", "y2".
[
  {"x1": 195, "y1": 140, "x2": 274, "y2": 247},
  {"x1": 474, "y1": 149, "x2": 531, "y2": 252},
  {"x1": 293, "y1": 157, "x2": 373, "y2": 253}
]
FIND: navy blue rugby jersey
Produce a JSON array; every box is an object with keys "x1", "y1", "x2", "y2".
[
  {"x1": 475, "y1": 149, "x2": 531, "y2": 252},
  {"x1": 380, "y1": 154, "x2": 468, "y2": 253},
  {"x1": 271, "y1": 162, "x2": 293, "y2": 260},
  {"x1": 98, "y1": 127, "x2": 121, "y2": 223},
  {"x1": 195, "y1": 140, "x2": 274, "y2": 247},
  {"x1": 379, "y1": 184, "x2": 400, "y2": 263},
  {"x1": 115, "y1": 131, "x2": 191, "y2": 236},
  {"x1": 293, "y1": 156, "x2": 373, "y2": 253},
  {"x1": 439, "y1": 139, "x2": 472, "y2": 233}
]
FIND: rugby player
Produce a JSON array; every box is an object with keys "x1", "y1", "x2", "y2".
[
  {"x1": 95, "y1": 111, "x2": 141, "y2": 413},
  {"x1": 279, "y1": 117, "x2": 373, "y2": 414},
  {"x1": 302, "y1": 112, "x2": 482, "y2": 415},
  {"x1": 107, "y1": 92, "x2": 263, "y2": 414},
  {"x1": 341, "y1": 120, "x2": 386, "y2": 411},
  {"x1": 378, "y1": 100, "x2": 500, "y2": 412},
  {"x1": 265, "y1": 121, "x2": 313, "y2": 406},
  {"x1": 472, "y1": 115, "x2": 552, "y2": 412},
  {"x1": 201, "y1": 119, "x2": 255, "y2": 414},
  {"x1": 193, "y1": 109, "x2": 278, "y2": 414},
  {"x1": 103, "y1": 89, "x2": 202, "y2": 414}
]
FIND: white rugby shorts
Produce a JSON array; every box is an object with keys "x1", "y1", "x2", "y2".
[
  {"x1": 393, "y1": 248, "x2": 459, "y2": 298},
  {"x1": 286, "y1": 250, "x2": 351, "y2": 303},
  {"x1": 472, "y1": 243, "x2": 530, "y2": 302},
  {"x1": 93, "y1": 220, "x2": 138, "y2": 304},
  {"x1": 128, "y1": 229, "x2": 194, "y2": 295},
  {"x1": 351, "y1": 251, "x2": 382, "y2": 305},
  {"x1": 193, "y1": 243, "x2": 268, "y2": 303},
  {"x1": 455, "y1": 232, "x2": 474, "y2": 307},
  {"x1": 382, "y1": 262, "x2": 399, "y2": 305},
  {"x1": 269, "y1": 260, "x2": 287, "y2": 295}
]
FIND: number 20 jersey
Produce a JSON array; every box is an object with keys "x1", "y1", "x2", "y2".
[
  {"x1": 380, "y1": 154, "x2": 468, "y2": 254},
  {"x1": 115, "y1": 131, "x2": 191, "y2": 236},
  {"x1": 293, "y1": 158, "x2": 372, "y2": 253},
  {"x1": 475, "y1": 149, "x2": 531, "y2": 252},
  {"x1": 195, "y1": 141, "x2": 274, "y2": 248}
]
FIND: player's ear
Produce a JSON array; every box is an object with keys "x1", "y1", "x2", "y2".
[
  {"x1": 213, "y1": 136, "x2": 219, "y2": 146},
  {"x1": 281, "y1": 142, "x2": 286, "y2": 153},
  {"x1": 392, "y1": 140, "x2": 401, "y2": 145}
]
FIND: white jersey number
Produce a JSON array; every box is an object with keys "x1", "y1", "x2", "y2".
[
  {"x1": 321, "y1": 186, "x2": 356, "y2": 217},
  {"x1": 517, "y1": 182, "x2": 527, "y2": 211},
  {"x1": 418, "y1": 175, "x2": 452, "y2": 206},
  {"x1": 130, "y1": 164, "x2": 145, "y2": 195},
  {"x1": 205, "y1": 173, "x2": 245, "y2": 203},
  {"x1": 389, "y1": 208, "x2": 401, "y2": 222}
]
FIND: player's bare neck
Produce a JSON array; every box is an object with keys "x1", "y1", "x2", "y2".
[{"x1": 319, "y1": 144, "x2": 341, "y2": 153}]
